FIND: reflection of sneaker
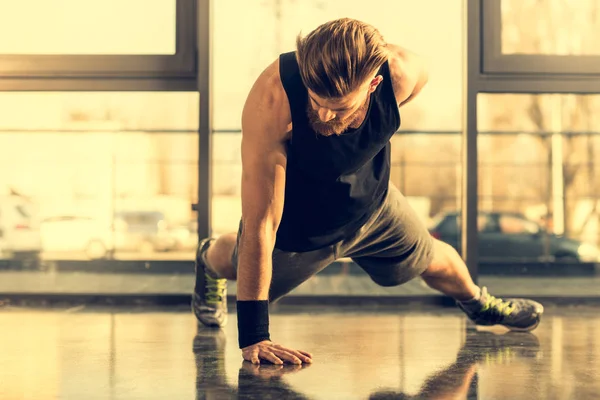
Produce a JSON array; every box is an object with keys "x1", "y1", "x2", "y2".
[
  {"x1": 193, "y1": 329, "x2": 233, "y2": 397},
  {"x1": 457, "y1": 331, "x2": 541, "y2": 365},
  {"x1": 193, "y1": 327, "x2": 227, "y2": 353},
  {"x1": 458, "y1": 287, "x2": 544, "y2": 331},
  {"x1": 192, "y1": 239, "x2": 228, "y2": 328}
]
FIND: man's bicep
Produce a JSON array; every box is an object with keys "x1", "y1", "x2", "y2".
[
  {"x1": 238, "y1": 58, "x2": 290, "y2": 237},
  {"x1": 239, "y1": 83, "x2": 289, "y2": 236},
  {"x1": 240, "y1": 135, "x2": 287, "y2": 235}
]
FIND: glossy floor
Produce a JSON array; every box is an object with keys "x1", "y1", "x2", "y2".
[{"x1": 0, "y1": 305, "x2": 599, "y2": 399}]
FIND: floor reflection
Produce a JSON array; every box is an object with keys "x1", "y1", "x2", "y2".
[
  {"x1": 193, "y1": 328, "x2": 541, "y2": 400},
  {"x1": 194, "y1": 329, "x2": 312, "y2": 399},
  {"x1": 0, "y1": 308, "x2": 598, "y2": 399}
]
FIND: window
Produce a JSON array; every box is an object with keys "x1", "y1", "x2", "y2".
[
  {"x1": 0, "y1": 0, "x2": 196, "y2": 80},
  {"x1": 212, "y1": 0, "x2": 464, "y2": 243},
  {"x1": 213, "y1": 0, "x2": 462, "y2": 131},
  {"x1": 482, "y1": 0, "x2": 600, "y2": 74},
  {"x1": 0, "y1": 92, "x2": 199, "y2": 273},
  {"x1": 0, "y1": 0, "x2": 177, "y2": 55},
  {"x1": 478, "y1": 94, "x2": 600, "y2": 297},
  {"x1": 501, "y1": 0, "x2": 600, "y2": 56}
]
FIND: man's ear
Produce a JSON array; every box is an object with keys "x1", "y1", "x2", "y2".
[{"x1": 369, "y1": 75, "x2": 384, "y2": 93}]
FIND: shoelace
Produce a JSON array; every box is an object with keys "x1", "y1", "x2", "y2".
[
  {"x1": 205, "y1": 273, "x2": 227, "y2": 305},
  {"x1": 481, "y1": 295, "x2": 516, "y2": 316}
]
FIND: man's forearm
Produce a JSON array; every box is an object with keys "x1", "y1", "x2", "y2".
[
  {"x1": 236, "y1": 231, "x2": 274, "y2": 300},
  {"x1": 236, "y1": 231, "x2": 274, "y2": 348}
]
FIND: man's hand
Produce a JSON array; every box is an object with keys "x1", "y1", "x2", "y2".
[{"x1": 242, "y1": 340, "x2": 313, "y2": 365}]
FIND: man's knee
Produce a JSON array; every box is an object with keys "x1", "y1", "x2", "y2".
[
  {"x1": 368, "y1": 257, "x2": 432, "y2": 287},
  {"x1": 362, "y1": 241, "x2": 434, "y2": 287},
  {"x1": 421, "y1": 239, "x2": 460, "y2": 277}
]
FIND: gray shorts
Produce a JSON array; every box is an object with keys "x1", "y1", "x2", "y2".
[{"x1": 232, "y1": 184, "x2": 434, "y2": 302}]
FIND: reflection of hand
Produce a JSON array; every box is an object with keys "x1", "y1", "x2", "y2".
[
  {"x1": 238, "y1": 362, "x2": 312, "y2": 400},
  {"x1": 241, "y1": 340, "x2": 313, "y2": 365},
  {"x1": 241, "y1": 360, "x2": 309, "y2": 380}
]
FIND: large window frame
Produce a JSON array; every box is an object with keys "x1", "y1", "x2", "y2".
[
  {"x1": 465, "y1": 0, "x2": 600, "y2": 282},
  {"x1": 0, "y1": 0, "x2": 209, "y2": 274},
  {"x1": 481, "y1": 0, "x2": 600, "y2": 76},
  {"x1": 0, "y1": 0, "x2": 198, "y2": 91},
  {"x1": 2, "y1": 0, "x2": 600, "y2": 302}
]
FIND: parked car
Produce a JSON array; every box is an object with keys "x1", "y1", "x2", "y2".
[
  {"x1": 40, "y1": 215, "x2": 113, "y2": 259},
  {"x1": 113, "y1": 211, "x2": 177, "y2": 254},
  {"x1": 429, "y1": 211, "x2": 600, "y2": 263},
  {"x1": 40, "y1": 211, "x2": 179, "y2": 259},
  {"x1": 0, "y1": 195, "x2": 43, "y2": 267}
]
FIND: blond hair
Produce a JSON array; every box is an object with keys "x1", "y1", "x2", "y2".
[{"x1": 295, "y1": 18, "x2": 389, "y2": 99}]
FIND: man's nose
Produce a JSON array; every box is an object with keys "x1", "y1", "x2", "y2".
[{"x1": 318, "y1": 108, "x2": 336, "y2": 122}]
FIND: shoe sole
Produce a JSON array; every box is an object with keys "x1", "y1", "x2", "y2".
[
  {"x1": 504, "y1": 317, "x2": 541, "y2": 332},
  {"x1": 475, "y1": 318, "x2": 541, "y2": 332},
  {"x1": 480, "y1": 304, "x2": 544, "y2": 332}
]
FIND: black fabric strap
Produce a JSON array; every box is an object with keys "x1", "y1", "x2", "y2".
[{"x1": 237, "y1": 300, "x2": 271, "y2": 349}]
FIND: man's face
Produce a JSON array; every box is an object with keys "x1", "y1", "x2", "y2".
[{"x1": 306, "y1": 76, "x2": 382, "y2": 136}]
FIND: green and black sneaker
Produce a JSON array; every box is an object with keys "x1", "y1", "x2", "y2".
[
  {"x1": 192, "y1": 238, "x2": 228, "y2": 328},
  {"x1": 457, "y1": 287, "x2": 544, "y2": 332}
]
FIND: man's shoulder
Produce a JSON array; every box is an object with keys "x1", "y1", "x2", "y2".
[
  {"x1": 242, "y1": 59, "x2": 288, "y2": 117},
  {"x1": 242, "y1": 58, "x2": 292, "y2": 140},
  {"x1": 255, "y1": 58, "x2": 286, "y2": 101},
  {"x1": 386, "y1": 44, "x2": 425, "y2": 105}
]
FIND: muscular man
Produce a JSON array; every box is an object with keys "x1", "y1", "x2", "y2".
[{"x1": 192, "y1": 18, "x2": 544, "y2": 365}]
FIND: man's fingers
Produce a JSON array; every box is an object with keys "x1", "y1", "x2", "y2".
[
  {"x1": 260, "y1": 350, "x2": 283, "y2": 365},
  {"x1": 298, "y1": 350, "x2": 313, "y2": 359},
  {"x1": 243, "y1": 343, "x2": 312, "y2": 366},
  {"x1": 290, "y1": 349, "x2": 312, "y2": 363},
  {"x1": 274, "y1": 345, "x2": 313, "y2": 363},
  {"x1": 283, "y1": 349, "x2": 311, "y2": 363},
  {"x1": 271, "y1": 348, "x2": 302, "y2": 365},
  {"x1": 243, "y1": 348, "x2": 261, "y2": 365}
]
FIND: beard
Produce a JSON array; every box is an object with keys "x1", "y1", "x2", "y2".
[{"x1": 306, "y1": 95, "x2": 370, "y2": 136}]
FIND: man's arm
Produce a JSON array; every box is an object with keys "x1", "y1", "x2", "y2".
[
  {"x1": 237, "y1": 62, "x2": 288, "y2": 303},
  {"x1": 388, "y1": 44, "x2": 429, "y2": 108},
  {"x1": 236, "y1": 60, "x2": 312, "y2": 365}
]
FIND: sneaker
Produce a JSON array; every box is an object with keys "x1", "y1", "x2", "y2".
[
  {"x1": 192, "y1": 238, "x2": 228, "y2": 328},
  {"x1": 457, "y1": 287, "x2": 544, "y2": 332}
]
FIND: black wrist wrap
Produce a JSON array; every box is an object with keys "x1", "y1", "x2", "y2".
[{"x1": 237, "y1": 300, "x2": 270, "y2": 348}]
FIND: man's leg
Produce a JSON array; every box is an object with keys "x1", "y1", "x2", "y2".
[
  {"x1": 420, "y1": 239, "x2": 479, "y2": 301},
  {"x1": 205, "y1": 233, "x2": 238, "y2": 280},
  {"x1": 193, "y1": 222, "x2": 337, "y2": 328},
  {"x1": 344, "y1": 184, "x2": 544, "y2": 331},
  {"x1": 420, "y1": 233, "x2": 544, "y2": 331}
]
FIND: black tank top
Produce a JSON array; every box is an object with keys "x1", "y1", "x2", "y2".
[{"x1": 275, "y1": 51, "x2": 401, "y2": 252}]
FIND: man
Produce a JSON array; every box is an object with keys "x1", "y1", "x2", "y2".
[{"x1": 192, "y1": 18, "x2": 544, "y2": 365}]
